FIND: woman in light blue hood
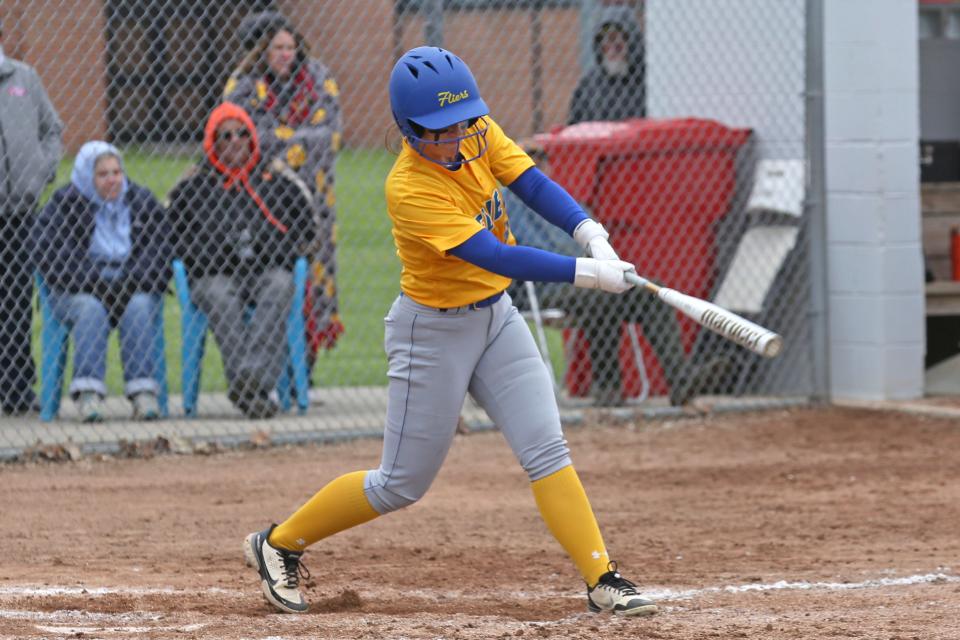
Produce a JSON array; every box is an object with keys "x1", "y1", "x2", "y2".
[
  {"x1": 34, "y1": 141, "x2": 172, "y2": 423},
  {"x1": 71, "y1": 141, "x2": 132, "y2": 277}
]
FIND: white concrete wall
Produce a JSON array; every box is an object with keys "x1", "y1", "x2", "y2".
[
  {"x1": 646, "y1": 0, "x2": 924, "y2": 400},
  {"x1": 823, "y1": 0, "x2": 924, "y2": 400},
  {"x1": 646, "y1": 0, "x2": 925, "y2": 399},
  {"x1": 646, "y1": 0, "x2": 812, "y2": 397},
  {"x1": 646, "y1": 0, "x2": 806, "y2": 160}
]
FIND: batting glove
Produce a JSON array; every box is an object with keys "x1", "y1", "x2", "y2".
[
  {"x1": 573, "y1": 219, "x2": 620, "y2": 261},
  {"x1": 574, "y1": 258, "x2": 637, "y2": 294}
]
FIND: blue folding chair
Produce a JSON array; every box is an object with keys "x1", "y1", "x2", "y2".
[
  {"x1": 35, "y1": 273, "x2": 169, "y2": 421},
  {"x1": 171, "y1": 258, "x2": 310, "y2": 417}
]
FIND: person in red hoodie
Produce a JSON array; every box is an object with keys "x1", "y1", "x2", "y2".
[{"x1": 168, "y1": 102, "x2": 314, "y2": 418}]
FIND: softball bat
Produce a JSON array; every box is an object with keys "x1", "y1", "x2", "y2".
[{"x1": 623, "y1": 272, "x2": 783, "y2": 358}]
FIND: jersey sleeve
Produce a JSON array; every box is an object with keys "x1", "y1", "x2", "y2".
[{"x1": 484, "y1": 118, "x2": 535, "y2": 186}]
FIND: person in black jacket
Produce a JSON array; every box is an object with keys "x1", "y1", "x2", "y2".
[
  {"x1": 168, "y1": 102, "x2": 315, "y2": 419},
  {"x1": 34, "y1": 141, "x2": 171, "y2": 422},
  {"x1": 568, "y1": 6, "x2": 645, "y2": 127}
]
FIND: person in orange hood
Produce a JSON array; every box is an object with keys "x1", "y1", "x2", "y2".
[{"x1": 168, "y1": 102, "x2": 315, "y2": 418}]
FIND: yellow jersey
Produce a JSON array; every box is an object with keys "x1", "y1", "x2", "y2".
[{"x1": 385, "y1": 117, "x2": 535, "y2": 308}]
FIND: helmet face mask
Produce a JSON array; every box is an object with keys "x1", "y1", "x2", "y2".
[
  {"x1": 389, "y1": 47, "x2": 491, "y2": 168},
  {"x1": 407, "y1": 117, "x2": 490, "y2": 169}
]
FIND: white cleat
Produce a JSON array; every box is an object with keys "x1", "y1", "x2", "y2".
[
  {"x1": 244, "y1": 525, "x2": 309, "y2": 613},
  {"x1": 587, "y1": 562, "x2": 658, "y2": 616}
]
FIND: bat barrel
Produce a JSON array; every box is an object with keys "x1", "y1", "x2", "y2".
[
  {"x1": 690, "y1": 299, "x2": 783, "y2": 358},
  {"x1": 657, "y1": 288, "x2": 784, "y2": 358},
  {"x1": 623, "y1": 272, "x2": 784, "y2": 358}
]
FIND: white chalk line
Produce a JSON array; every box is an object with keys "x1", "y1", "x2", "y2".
[
  {"x1": 1, "y1": 570, "x2": 956, "y2": 633},
  {"x1": 2, "y1": 572, "x2": 956, "y2": 604},
  {"x1": 0, "y1": 585, "x2": 240, "y2": 597},
  {"x1": 0, "y1": 609, "x2": 166, "y2": 622},
  {"x1": 2, "y1": 571, "x2": 957, "y2": 604},
  {"x1": 0, "y1": 608, "x2": 208, "y2": 636},
  {"x1": 638, "y1": 571, "x2": 960, "y2": 601},
  {"x1": 32, "y1": 623, "x2": 206, "y2": 634}
]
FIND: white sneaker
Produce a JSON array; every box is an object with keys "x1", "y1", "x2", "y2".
[
  {"x1": 587, "y1": 562, "x2": 658, "y2": 616},
  {"x1": 76, "y1": 392, "x2": 104, "y2": 423},
  {"x1": 132, "y1": 392, "x2": 160, "y2": 421},
  {"x1": 244, "y1": 525, "x2": 309, "y2": 613}
]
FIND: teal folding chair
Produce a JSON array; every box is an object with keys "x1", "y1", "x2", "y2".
[
  {"x1": 35, "y1": 273, "x2": 169, "y2": 421},
  {"x1": 171, "y1": 258, "x2": 310, "y2": 417}
]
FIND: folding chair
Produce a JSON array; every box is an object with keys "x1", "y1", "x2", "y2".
[
  {"x1": 703, "y1": 159, "x2": 806, "y2": 394},
  {"x1": 713, "y1": 159, "x2": 805, "y2": 313},
  {"x1": 36, "y1": 273, "x2": 170, "y2": 421},
  {"x1": 171, "y1": 257, "x2": 310, "y2": 416}
]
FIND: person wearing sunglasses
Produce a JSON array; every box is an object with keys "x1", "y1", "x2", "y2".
[
  {"x1": 167, "y1": 102, "x2": 315, "y2": 418},
  {"x1": 243, "y1": 47, "x2": 657, "y2": 619}
]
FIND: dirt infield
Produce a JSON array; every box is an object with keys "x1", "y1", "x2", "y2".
[{"x1": 2, "y1": 405, "x2": 960, "y2": 639}]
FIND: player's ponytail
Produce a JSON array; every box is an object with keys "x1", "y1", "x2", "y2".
[{"x1": 384, "y1": 125, "x2": 403, "y2": 156}]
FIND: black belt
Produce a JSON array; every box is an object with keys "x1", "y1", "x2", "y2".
[
  {"x1": 403, "y1": 290, "x2": 505, "y2": 313},
  {"x1": 437, "y1": 290, "x2": 504, "y2": 312}
]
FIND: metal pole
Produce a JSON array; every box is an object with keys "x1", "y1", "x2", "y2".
[
  {"x1": 393, "y1": 0, "x2": 409, "y2": 64},
  {"x1": 524, "y1": 281, "x2": 560, "y2": 396},
  {"x1": 804, "y1": 0, "x2": 830, "y2": 400},
  {"x1": 579, "y1": 0, "x2": 599, "y2": 71},
  {"x1": 530, "y1": 0, "x2": 544, "y2": 133},
  {"x1": 425, "y1": 0, "x2": 444, "y2": 47}
]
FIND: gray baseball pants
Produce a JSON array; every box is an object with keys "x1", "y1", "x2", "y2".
[
  {"x1": 363, "y1": 292, "x2": 572, "y2": 514},
  {"x1": 191, "y1": 268, "x2": 294, "y2": 393}
]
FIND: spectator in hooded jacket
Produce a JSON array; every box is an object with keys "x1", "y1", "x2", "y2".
[
  {"x1": 33, "y1": 142, "x2": 170, "y2": 422},
  {"x1": 0, "y1": 17, "x2": 63, "y2": 415},
  {"x1": 568, "y1": 6, "x2": 646, "y2": 126},
  {"x1": 224, "y1": 11, "x2": 344, "y2": 378},
  {"x1": 167, "y1": 102, "x2": 314, "y2": 419}
]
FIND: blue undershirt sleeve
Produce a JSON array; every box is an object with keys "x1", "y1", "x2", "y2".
[
  {"x1": 449, "y1": 230, "x2": 575, "y2": 283},
  {"x1": 507, "y1": 166, "x2": 588, "y2": 235}
]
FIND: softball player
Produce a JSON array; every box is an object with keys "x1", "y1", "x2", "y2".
[{"x1": 245, "y1": 46, "x2": 657, "y2": 618}]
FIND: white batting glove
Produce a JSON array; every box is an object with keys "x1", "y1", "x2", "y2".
[
  {"x1": 573, "y1": 218, "x2": 620, "y2": 260},
  {"x1": 574, "y1": 258, "x2": 637, "y2": 294}
]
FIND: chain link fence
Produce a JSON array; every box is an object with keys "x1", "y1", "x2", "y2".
[{"x1": 0, "y1": 0, "x2": 815, "y2": 459}]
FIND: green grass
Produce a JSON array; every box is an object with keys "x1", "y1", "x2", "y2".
[
  {"x1": 34, "y1": 146, "x2": 564, "y2": 397},
  {"x1": 313, "y1": 148, "x2": 401, "y2": 387}
]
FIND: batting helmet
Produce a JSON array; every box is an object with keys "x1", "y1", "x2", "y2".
[{"x1": 389, "y1": 46, "x2": 490, "y2": 164}]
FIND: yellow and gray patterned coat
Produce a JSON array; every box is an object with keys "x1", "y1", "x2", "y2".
[{"x1": 224, "y1": 55, "x2": 343, "y2": 353}]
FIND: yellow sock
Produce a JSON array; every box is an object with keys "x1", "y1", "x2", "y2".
[
  {"x1": 269, "y1": 470, "x2": 380, "y2": 551},
  {"x1": 531, "y1": 465, "x2": 610, "y2": 587}
]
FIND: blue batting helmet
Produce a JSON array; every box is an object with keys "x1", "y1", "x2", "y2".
[{"x1": 389, "y1": 47, "x2": 490, "y2": 151}]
